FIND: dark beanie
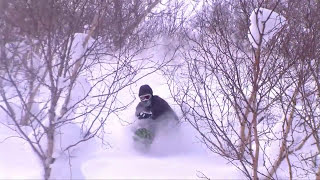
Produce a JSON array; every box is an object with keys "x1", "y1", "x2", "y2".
[{"x1": 139, "y1": 85, "x2": 153, "y2": 96}]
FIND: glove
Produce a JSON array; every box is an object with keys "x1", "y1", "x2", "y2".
[{"x1": 138, "y1": 112, "x2": 152, "y2": 119}]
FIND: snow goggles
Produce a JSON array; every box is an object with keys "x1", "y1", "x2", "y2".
[{"x1": 139, "y1": 94, "x2": 152, "y2": 101}]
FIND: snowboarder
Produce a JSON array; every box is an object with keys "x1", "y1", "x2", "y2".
[
  {"x1": 133, "y1": 84, "x2": 178, "y2": 147},
  {"x1": 136, "y1": 84, "x2": 178, "y2": 121}
]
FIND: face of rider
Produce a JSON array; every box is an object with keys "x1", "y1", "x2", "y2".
[
  {"x1": 139, "y1": 85, "x2": 153, "y2": 107},
  {"x1": 140, "y1": 94, "x2": 152, "y2": 107}
]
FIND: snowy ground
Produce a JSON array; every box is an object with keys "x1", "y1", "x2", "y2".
[
  {"x1": 0, "y1": 7, "x2": 316, "y2": 179},
  {"x1": 80, "y1": 119, "x2": 241, "y2": 179},
  {"x1": 0, "y1": 69, "x2": 241, "y2": 179}
]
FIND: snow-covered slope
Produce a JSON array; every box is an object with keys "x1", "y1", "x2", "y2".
[{"x1": 0, "y1": 70, "x2": 241, "y2": 179}]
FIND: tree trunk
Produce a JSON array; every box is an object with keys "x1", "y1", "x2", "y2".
[{"x1": 266, "y1": 81, "x2": 300, "y2": 179}]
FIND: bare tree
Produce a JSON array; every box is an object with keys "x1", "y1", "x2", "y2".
[
  {"x1": 0, "y1": 0, "x2": 177, "y2": 179},
  {"x1": 167, "y1": 0, "x2": 320, "y2": 179}
]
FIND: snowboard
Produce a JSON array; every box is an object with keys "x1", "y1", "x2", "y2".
[
  {"x1": 133, "y1": 127, "x2": 154, "y2": 144},
  {"x1": 132, "y1": 117, "x2": 155, "y2": 151},
  {"x1": 133, "y1": 103, "x2": 154, "y2": 150}
]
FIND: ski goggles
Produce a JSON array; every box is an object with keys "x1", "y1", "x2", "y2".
[{"x1": 139, "y1": 94, "x2": 152, "y2": 101}]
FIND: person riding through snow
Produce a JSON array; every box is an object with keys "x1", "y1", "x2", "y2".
[
  {"x1": 133, "y1": 84, "x2": 178, "y2": 144},
  {"x1": 136, "y1": 84, "x2": 178, "y2": 121}
]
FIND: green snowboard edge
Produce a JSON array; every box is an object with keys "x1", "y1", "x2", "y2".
[{"x1": 133, "y1": 128, "x2": 154, "y2": 145}]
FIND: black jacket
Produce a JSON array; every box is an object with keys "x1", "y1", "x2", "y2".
[{"x1": 136, "y1": 95, "x2": 178, "y2": 120}]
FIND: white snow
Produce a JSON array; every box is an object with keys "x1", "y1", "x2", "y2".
[
  {"x1": 0, "y1": 124, "x2": 42, "y2": 178},
  {"x1": 68, "y1": 33, "x2": 95, "y2": 65},
  {"x1": 248, "y1": 8, "x2": 286, "y2": 48},
  {"x1": 0, "y1": 82, "x2": 241, "y2": 179},
  {"x1": 0, "y1": 56, "x2": 241, "y2": 179},
  {"x1": 1, "y1": 6, "x2": 310, "y2": 179}
]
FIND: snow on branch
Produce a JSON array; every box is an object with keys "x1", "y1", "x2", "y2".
[{"x1": 248, "y1": 8, "x2": 286, "y2": 48}]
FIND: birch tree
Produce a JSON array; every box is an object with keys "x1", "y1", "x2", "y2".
[
  {"x1": 0, "y1": 0, "x2": 174, "y2": 179},
  {"x1": 168, "y1": 0, "x2": 320, "y2": 179}
]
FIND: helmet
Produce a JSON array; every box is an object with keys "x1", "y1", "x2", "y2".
[{"x1": 139, "y1": 85, "x2": 153, "y2": 96}]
